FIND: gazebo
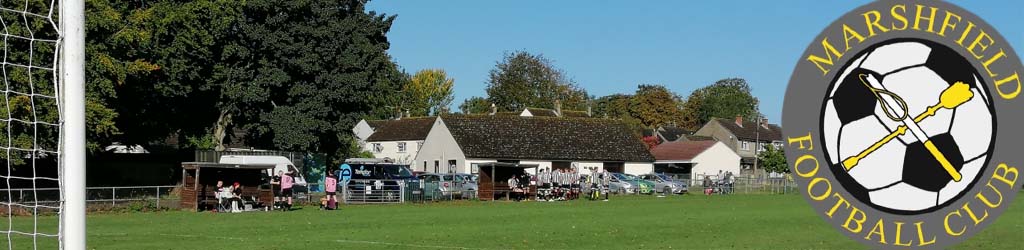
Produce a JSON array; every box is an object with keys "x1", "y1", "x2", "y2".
[
  {"x1": 477, "y1": 162, "x2": 538, "y2": 201},
  {"x1": 180, "y1": 162, "x2": 274, "y2": 212}
]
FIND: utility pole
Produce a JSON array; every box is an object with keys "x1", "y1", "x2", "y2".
[{"x1": 753, "y1": 113, "x2": 761, "y2": 178}]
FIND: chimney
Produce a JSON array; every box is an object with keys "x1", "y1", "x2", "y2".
[
  {"x1": 735, "y1": 115, "x2": 743, "y2": 127},
  {"x1": 554, "y1": 100, "x2": 562, "y2": 117},
  {"x1": 405, "y1": 109, "x2": 410, "y2": 118},
  {"x1": 489, "y1": 103, "x2": 497, "y2": 115},
  {"x1": 762, "y1": 118, "x2": 770, "y2": 129}
]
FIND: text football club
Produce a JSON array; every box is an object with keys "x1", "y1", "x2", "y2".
[{"x1": 782, "y1": 0, "x2": 1022, "y2": 248}]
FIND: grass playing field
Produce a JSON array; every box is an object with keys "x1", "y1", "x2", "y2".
[{"x1": 5, "y1": 194, "x2": 1023, "y2": 249}]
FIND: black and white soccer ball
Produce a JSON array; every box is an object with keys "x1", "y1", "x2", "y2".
[{"x1": 821, "y1": 39, "x2": 995, "y2": 214}]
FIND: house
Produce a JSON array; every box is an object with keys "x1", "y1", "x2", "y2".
[
  {"x1": 414, "y1": 115, "x2": 655, "y2": 175},
  {"x1": 355, "y1": 117, "x2": 436, "y2": 168},
  {"x1": 649, "y1": 141, "x2": 741, "y2": 184},
  {"x1": 693, "y1": 116, "x2": 783, "y2": 176}
]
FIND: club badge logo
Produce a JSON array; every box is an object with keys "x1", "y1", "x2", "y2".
[{"x1": 783, "y1": 1, "x2": 1022, "y2": 248}]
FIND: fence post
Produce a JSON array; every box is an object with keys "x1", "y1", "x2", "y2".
[
  {"x1": 156, "y1": 186, "x2": 161, "y2": 208},
  {"x1": 112, "y1": 187, "x2": 117, "y2": 206}
]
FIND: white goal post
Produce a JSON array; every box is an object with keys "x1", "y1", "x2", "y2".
[
  {"x1": 61, "y1": 0, "x2": 86, "y2": 249},
  {"x1": 0, "y1": 0, "x2": 84, "y2": 248}
]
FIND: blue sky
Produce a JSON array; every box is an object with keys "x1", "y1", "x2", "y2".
[{"x1": 367, "y1": 1, "x2": 1023, "y2": 123}]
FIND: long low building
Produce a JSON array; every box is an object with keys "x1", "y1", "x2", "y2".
[
  {"x1": 414, "y1": 115, "x2": 655, "y2": 176},
  {"x1": 650, "y1": 140, "x2": 741, "y2": 184}
]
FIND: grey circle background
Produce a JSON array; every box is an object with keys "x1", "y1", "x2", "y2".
[{"x1": 783, "y1": 0, "x2": 1024, "y2": 248}]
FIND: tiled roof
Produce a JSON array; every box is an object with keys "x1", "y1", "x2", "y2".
[
  {"x1": 441, "y1": 116, "x2": 655, "y2": 162},
  {"x1": 658, "y1": 126, "x2": 690, "y2": 141},
  {"x1": 681, "y1": 135, "x2": 715, "y2": 141},
  {"x1": 525, "y1": 108, "x2": 558, "y2": 117},
  {"x1": 366, "y1": 120, "x2": 386, "y2": 129},
  {"x1": 561, "y1": 110, "x2": 591, "y2": 118},
  {"x1": 366, "y1": 117, "x2": 436, "y2": 142},
  {"x1": 714, "y1": 118, "x2": 783, "y2": 142},
  {"x1": 650, "y1": 141, "x2": 718, "y2": 162}
]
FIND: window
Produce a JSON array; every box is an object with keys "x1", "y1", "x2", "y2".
[
  {"x1": 448, "y1": 160, "x2": 457, "y2": 173},
  {"x1": 397, "y1": 142, "x2": 407, "y2": 153},
  {"x1": 434, "y1": 160, "x2": 440, "y2": 173},
  {"x1": 741, "y1": 141, "x2": 749, "y2": 150},
  {"x1": 470, "y1": 163, "x2": 479, "y2": 174},
  {"x1": 372, "y1": 143, "x2": 383, "y2": 153}
]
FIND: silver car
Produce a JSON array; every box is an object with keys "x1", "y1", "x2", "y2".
[
  {"x1": 639, "y1": 173, "x2": 688, "y2": 194},
  {"x1": 453, "y1": 173, "x2": 478, "y2": 198},
  {"x1": 608, "y1": 173, "x2": 637, "y2": 194}
]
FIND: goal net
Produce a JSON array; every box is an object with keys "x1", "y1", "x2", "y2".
[{"x1": 0, "y1": 0, "x2": 84, "y2": 249}]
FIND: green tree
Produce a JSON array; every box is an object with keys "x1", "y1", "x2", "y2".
[
  {"x1": 629, "y1": 84, "x2": 684, "y2": 128},
  {"x1": 758, "y1": 144, "x2": 788, "y2": 174},
  {"x1": 2, "y1": 0, "x2": 101, "y2": 165},
  {"x1": 485, "y1": 51, "x2": 588, "y2": 111},
  {"x1": 592, "y1": 93, "x2": 646, "y2": 135},
  {"x1": 680, "y1": 78, "x2": 760, "y2": 130},
  {"x1": 228, "y1": 0, "x2": 406, "y2": 163},
  {"x1": 86, "y1": 0, "x2": 246, "y2": 151},
  {"x1": 403, "y1": 69, "x2": 455, "y2": 116},
  {"x1": 592, "y1": 94, "x2": 632, "y2": 119},
  {"x1": 459, "y1": 97, "x2": 492, "y2": 114}
]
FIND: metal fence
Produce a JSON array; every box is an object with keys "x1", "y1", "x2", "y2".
[
  {"x1": 341, "y1": 180, "x2": 405, "y2": 204},
  {"x1": 689, "y1": 174, "x2": 797, "y2": 195},
  {"x1": 0, "y1": 185, "x2": 179, "y2": 209}
]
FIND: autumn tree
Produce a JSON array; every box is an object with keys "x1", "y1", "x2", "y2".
[
  {"x1": 403, "y1": 69, "x2": 455, "y2": 116},
  {"x1": 629, "y1": 84, "x2": 684, "y2": 128}
]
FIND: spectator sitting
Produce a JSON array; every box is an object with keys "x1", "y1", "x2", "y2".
[
  {"x1": 214, "y1": 181, "x2": 228, "y2": 212},
  {"x1": 229, "y1": 182, "x2": 243, "y2": 213},
  {"x1": 508, "y1": 175, "x2": 521, "y2": 201}
]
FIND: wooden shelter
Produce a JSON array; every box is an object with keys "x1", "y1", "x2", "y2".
[
  {"x1": 180, "y1": 162, "x2": 274, "y2": 212},
  {"x1": 477, "y1": 162, "x2": 538, "y2": 201}
]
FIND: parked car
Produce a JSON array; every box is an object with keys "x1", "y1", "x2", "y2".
[
  {"x1": 416, "y1": 173, "x2": 449, "y2": 200},
  {"x1": 453, "y1": 173, "x2": 478, "y2": 198},
  {"x1": 639, "y1": 173, "x2": 688, "y2": 194},
  {"x1": 416, "y1": 173, "x2": 476, "y2": 199},
  {"x1": 340, "y1": 159, "x2": 417, "y2": 202},
  {"x1": 610, "y1": 173, "x2": 654, "y2": 195}
]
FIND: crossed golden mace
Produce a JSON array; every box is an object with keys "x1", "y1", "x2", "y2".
[{"x1": 841, "y1": 74, "x2": 973, "y2": 182}]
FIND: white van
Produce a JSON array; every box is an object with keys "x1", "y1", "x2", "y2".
[{"x1": 218, "y1": 155, "x2": 308, "y2": 193}]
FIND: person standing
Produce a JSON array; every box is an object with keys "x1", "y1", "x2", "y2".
[
  {"x1": 325, "y1": 171, "x2": 338, "y2": 210},
  {"x1": 538, "y1": 169, "x2": 549, "y2": 201},
  {"x1": 703, "y1": 176, "x2": 714, "y2": 196},
  {"x1": 570, "y1": 169, "x2": 580, "y2": 200},
  {"x1": 600, "y1": 169, "x2": 611, "y2": 201},
  {"x1": 281, "y1": 170, "x2": 295, "y2": 211},
  {"x1": 270, "y1": 170, "x2": 283, "y2": 209}
]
